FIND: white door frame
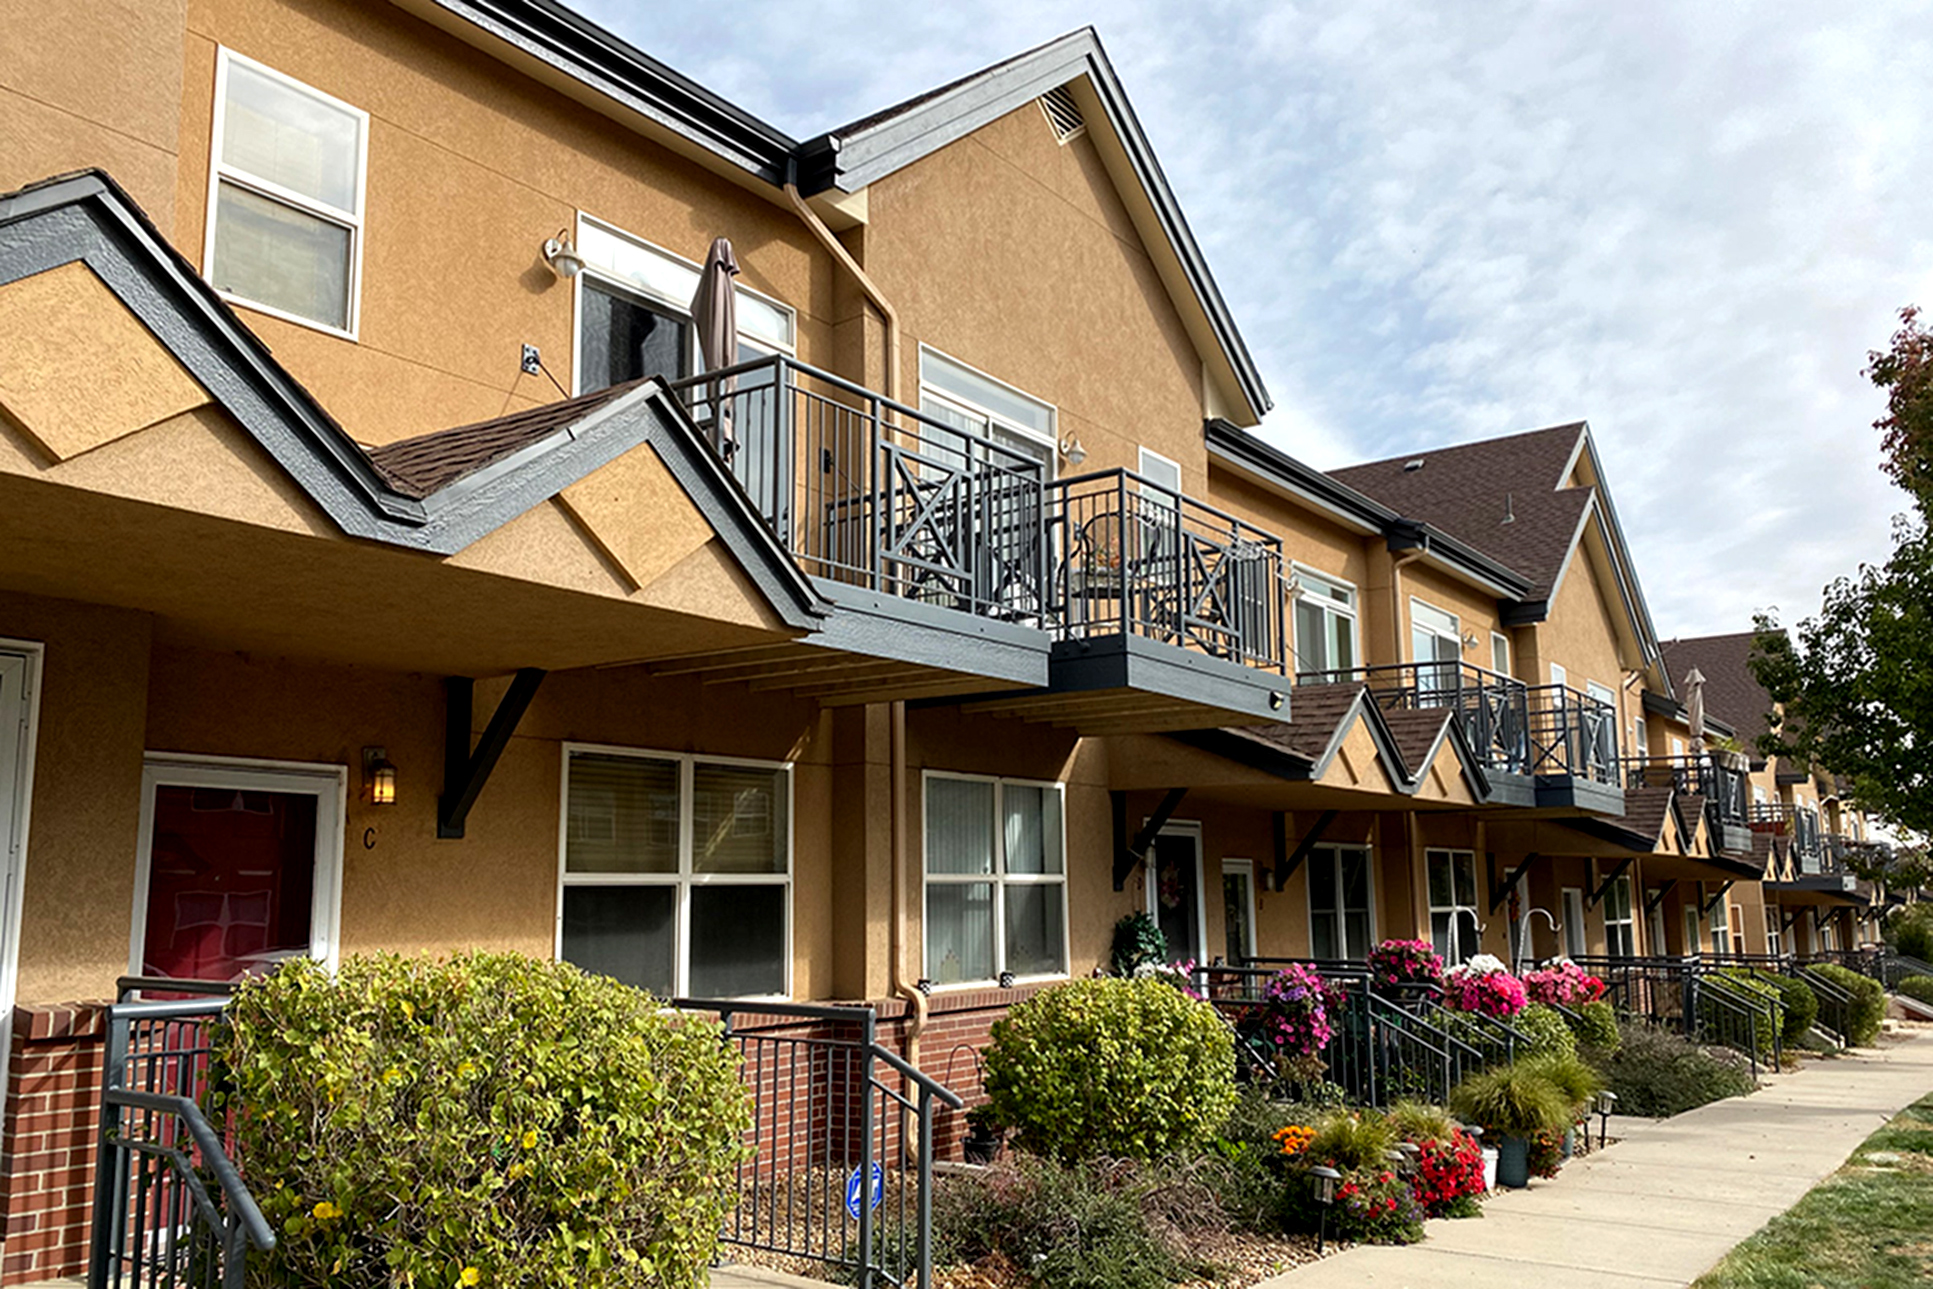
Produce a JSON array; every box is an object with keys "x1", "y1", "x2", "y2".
[
  {"x1": 1221, "y1": 857, "x2": 1257, "y2": 963},
  {"x1": 131, "y1": 753, "x2": 348, "y2": 979},
  {"x1": 0, "y1": 641, "x2": 46, "y2": 1099},
  {"x1": 1145, "y1": 821, "x2": 1207, "y2": 965}
]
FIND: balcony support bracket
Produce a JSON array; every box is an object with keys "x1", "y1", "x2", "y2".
[
  {"x1": 1487, "y1": 852, "x2": 1539, "y2": 914},
  {"x1": 1644, "y1": 879, "x2": 1678, "y2": 916},
  {"x1": 1586, "y1": 856, "x2": 1636, "y2": 910},
  {"x1": 1781, "y1": 906, "x2": 1802, "y2": 932},
  {"x1": 1702, "y1": 880, "x2": 1735, "y2": 916},
  {"x1": 1812, "y1": 906, "x2": 1832, "y2": 934},
  {"x1": 439, "y1": 669, "x2": 547, "y2": 840},
  {"x1": 1114, "y1": 788, "x2": 1188, "y2": 891},
  {"x1": 1276, "y1": 810, "x2": 1338, "y2": 889}
]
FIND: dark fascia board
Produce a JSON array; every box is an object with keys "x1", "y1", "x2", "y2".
[
  {"x1": 1556, "y1": 815, "x2": 1657, "y2": 855},
  {"x1": 1203, "y1": 421, "x2": 1535, "y2": 602},
  {"x1": 397, "y1": 0, "x2": 798, "y2": 183},
  {"x1": 803, "y1": 30, "x2": 1272, "y2": 423},
  {"x1": 0, "y1": 171, "x2": 826, "y2": 630},
  {"x1": 1639, "y1": 688, "x2": 1737, "y2": 739}
]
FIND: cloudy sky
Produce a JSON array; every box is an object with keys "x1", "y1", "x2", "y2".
[{"x1": 583, "y1": 0, "x2": 1930, "y2": 640}]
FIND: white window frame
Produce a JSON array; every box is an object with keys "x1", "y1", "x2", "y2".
[
  {"x1": 1646, "y1": 894, "x2": 1667, "y2": 959},
  {"x1": 1764, "y1": 907, "x2": 1783, "y2": 957},
  {"x1": 917, "y1": 344, "x2": 1059, "y2": 475},
  {"x1": 1427, "y1": 848, "x2": 1482, "y2": 965},
  {"x1": 1221, "y1": 857, "x2": 1257, "y2": 964},
  {"x1": 1292, "y1": 564, "x2": 1360, "y2": 679},
  {"x1": 921, "y1": 771, "x2": 1069, "y2": 989},
  {"x1": 1550, "y1": 662, "x2": 1568, "y2": 689},
  {"x1": 1683, "y1": 905, "x2": 1700, "y2": 958},
  {"x1": 557, "y1": 742, "x2": 793, "y2": 1000},
  {"x1": 0, "y1": 642, "x2": 45, "y2": 1109},
  {"x1": 1489, "y1": 630, "x2": 1511, "y2": 677},
  {"x1": 1138, "y1": 446, "x2": 1182, "y2": 495},
  {"x1": 571, "y1": 213, "x2": 798, "y2": 395},
  {"x1": 1409, "y1": 598, "x2": 1462, "y2": 663},
  {"x1": 204, "y1": 48, "x2": 369, "y2": 341},
  {"x1": 1143, "y1": 820, "x2": 1207, "y2": 968},
  {"x1": 1709, "y1": 897, "x2": 1730, "y2": 956},
  {"x1": 1562, "y1": 886, "x2": 1587, "y2": 959},
  {"x1": 130, "y1": 752, "x2": 348, "y2": 977},
  {"x1": 1603, "y1": 874, "x2": 1634, "y2": 957},
  {"x1": 1633, "y1": 716, "x2": 1648, "y2": 760},
  {"x1": 1305, "y1": 843, "x2": 1377, "y2": 961}
]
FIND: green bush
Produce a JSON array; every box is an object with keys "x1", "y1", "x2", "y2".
[
  {"x1": 1897, "y1": 975, "x2": 1933, "y2": 1006},
  {"x1": 1712, "y1": 971, "x2": 1783, "y2": 1065},
  {"x1": 1514, "y1": 1003, "x2": 1577, "y2": 1061},
  {"x1": 215, "y1": 954, "x2": 750, "y2": 1289},
  {"x1": 1110, "y1": 912, "x2": 1169, "y2": 977},
  {"x1": 1565, "y1": 1000, "x2": 1621, "y2": 1052},
  {"x1": 1303, "y1": 1108, "x2": 1395, "y2": 1172},
  {"x1": 1518, "y1": 1052, "x2": 1602, "y2": 1113},
  {"x1": 930, "y1": 1156, "x2": 1219, "y2": 1289},
  {"x1": 1888, "y1": 903, "x2": 1933, "y2": 963},
  {"x1": 982, "y1": 978, "x2": 1237, "y2": 1162},
  {"x1": 1759, "y1": 972, "x2": 1819, "y2": 1046},
  {"x1": 1811, "y1": 963, "x2": 1886, "y2": 1045},
  {"x1": 1217, "y1": 1087, "x2": 1316, "y2": 1146},
  {"x1": 1588, "y1": 1022, "x2": 1756, "y2": 1117}
]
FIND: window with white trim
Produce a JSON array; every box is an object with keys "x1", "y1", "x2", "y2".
[
  {"x1": 1563, "y1": 886, "x2": 1588, "y2": 959},
  {"x1": 1294, "y1": 568, "x2": 1359, "y2": 679},
  {"x1": 206, "y1": 49, "x2": 368, "y2": 335},
  {"x1": 1603, "y1": 875, "x2": 1634, "y2": 957},
  {"x1": 573, "y1": 217, "x2": 796, "y2": 395},
  {"x1": 559, "y1": 746, "x2": 791, "y2": 998},
  {"x1": 1308, "y1": 845, "x2": 1374, "y2": 960},
  {"x1": 918, "y1": 348, "x2": 1057, "y2": 478},
  {"x1": 1412, "y1": 600, "x2": 1462, "y2": 695},
  {"x1": 1427, "y1": 849, "x2": 1481, "y2": 965},
  {"x1": 1764, "y1": 907, "x2": 1782, "y2": 957},
  {"x1": 924, "y1": 774, "x2": 1067, "y2": 986},
  {"x1": 1222, "y1": 858, "x2": 1256, "y2": 964},
  {"x1": 1490, "y1": 631, "x2": 1511, "y2": 677},
  {"x1": 1683, "y1": 905, "x2": 1700, "y2": 957},
  {"x1": 1708, "y1": 898, "x2": 1730, "y2": 955}
]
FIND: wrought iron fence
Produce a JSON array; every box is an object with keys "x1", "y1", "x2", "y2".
[
  {"x1": 670, "y1": 999, "x2": 962, "y2": 1289},
  {"x1": 1047, "y1": 468, "x2": 1286, "y2": 671},
  {"x1": 669, "y1": 356, "x2": 1049, "y2": 621},
  {"x1": 1298, "y1": 661, "x2": 1530, "y2": 775},
  {"x1": 1619, "y1": 753, "x2": 1750, "y2": 831},
  {"x1": 1525, "y1": 684, "x2": 1621, "y2": 784}
]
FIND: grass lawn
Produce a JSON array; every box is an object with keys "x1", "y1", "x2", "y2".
[{"x1": 1691, "y1": 1091, "x2": 1933, "y2": 1288}]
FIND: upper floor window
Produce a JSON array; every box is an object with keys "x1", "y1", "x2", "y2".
[
  {"x1": 924, "y1": 773, "x2": 1067, "y2": 987},
  {"x1": 1293, "y1": 568, "x2": 1358, "y2": 679},
  {"x1": 1489, "y1": 631, "x2": 1511, "y2": 677},
  {"x1": 1411, "y1": 600, "x2": 1462, "y2": 694},
  {"x1": 574, "y1": 217, "x2": 795, "y2": 394},
  {"x1": 207, "y1": 50, "x2": 367, "y2": 337},
  {"x1": 559, "y1": 745, "x2": 791, "y2": 999},
  {"x1": 918, "y1": 348, "x2": 1056, "y2": 477}
]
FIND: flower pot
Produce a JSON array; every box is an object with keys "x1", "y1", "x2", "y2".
[
  {"x1": 1561, "y1": 1127, "x2": 1574, "y2": 1160},
  {"x1": 1481, "y1": 1147, "x2": 1498, "y2": 1192},
  {"x1": 962, "y1": 1130, "x2": 1002, "y2": 1165},
  {"x1": 1495, "y1": 1135, "x2": 1530, "y2": 1189}
]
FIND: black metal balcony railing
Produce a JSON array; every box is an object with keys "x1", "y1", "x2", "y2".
[
  {"x1": 1045, "y1": 469, "x2": 1286, "y2": 671},
  {"x1": 1619, "y1": 753, "x2": 1751, "y2": 838},
  {"x1": 1753, "y1": 802, "x2": 1826, "y2": 871},
  {"x1": 1301, "y1": 661, "x2": 1530, "y2": 775},
  {"x1": 670, "y1": 356, "x2": 1049, "y2": 621},
  {"x1": 1525, "y1": 684, "x2": 1621, "y2": 784}
]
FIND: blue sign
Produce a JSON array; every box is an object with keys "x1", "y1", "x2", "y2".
[{"x1": 845, "y1": 1162, "x2": 884, "y2": 1221}]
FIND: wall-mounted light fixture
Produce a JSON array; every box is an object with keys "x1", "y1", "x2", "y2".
[
  {"x1": 542, "y1": 230, "x2": 584, "y2": 279},
  {"x1": 1462, "y1": 630, "x2": 1481, "y2": 651},
  {"x1": 362, "y1": 747, "x2": 398, "y2": 807},
  {"x1": 1058, "y1": 435, "x2": 1088, "y2": 466}
]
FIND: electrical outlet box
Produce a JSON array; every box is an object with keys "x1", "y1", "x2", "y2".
[{"x1": 520, "y1": 344, "x2": 542, "y2": 376}]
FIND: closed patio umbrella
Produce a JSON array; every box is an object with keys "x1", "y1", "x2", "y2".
[
  {"x1": 689, "y1": 236, "x2": 740, "y2": 456},
  {"x1": 1685, "y1": 666, "x2": 1706, "y2": 757}
]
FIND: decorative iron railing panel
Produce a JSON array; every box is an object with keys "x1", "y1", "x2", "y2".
[
  {"x1": 1300, "y1": 661, "x2": 1530, "y2": 775},
  {"x1": 1524, "y1": 684, "x2": 1621, "y2": 784},
  {"x1": 1619, "y1": 753, "x2": 1750, "y2": 831}
]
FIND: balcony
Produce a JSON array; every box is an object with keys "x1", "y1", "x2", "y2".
[
  {"x1": 1301, "y1": 662, "x2": 1621, "y2": 810},
  {"x1": 670, "y1": 356, "x2": 1289, "y2": 728},
  {"x1": 1752, "y1": 802, "x2": 1826, "y2": 871},
  {"x1": 1621, "y1": 752, "x2": 1754, "y2": 855}
]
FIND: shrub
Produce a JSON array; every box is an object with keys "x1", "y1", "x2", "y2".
[
  {"x1": 982, "y1": 978, "x2": 1237, "y2": 1162},
  {"x1": 1384, "y1": 1100, "x2": 1458, "y2": 1145},
  {"x1": 1759, "y1": 972, "x2": 1819, "y2": 1047},
  {"x1": 1888, "y1": 903, "x2": 1933, "y2": 963},
  {"x1": 1447, "y1": 1065, "x2": 1571, "y2": 1139},
  {"x1": 1589, "y1": 1022, "x2": 1756, "y2": 1117},
  {"x1": 1514, "y1": 1003, "x2": 1578, "y2": 1061},
  {"x1": 930, "y1": 1156, "x2": 1218, "y2": 1289},
  {"x1": 1811, "y1": 963, "x2": 1886, "y2": 1045},
  {"x1": 1110, "y1": 913, "x2": 1169, "y2": 977},
  {"x1": 1368, "y1": 940, "x2": 1445, "y2": 991},
  {"x1": 1518, "y1": 1051, "x2": 1602, "y2": 1112},
  {"x1": 1898, "y1": 975, "x2": 1933, "y2": 1006},
  {"x1": 215, "y1": 954, "x2": 749, "y2": 1289},
  {"x1": 1218, "y1": 1086, "x2": 1313, "y2": 1147},
  {"x1": 1302, "y1": 1109, "x2": 1395, "y2": 1172},
  {"x1": 1565, "y1": 1000, "x2": 1621, "y2": 1052},
  {"x1": 1710, "y1": 971, "x2": 1783, "y2": 1065}
]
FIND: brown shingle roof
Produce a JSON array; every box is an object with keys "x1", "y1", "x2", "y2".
[
  {"x1": 366, "y1": 381, "x2": 644, "y2": 499},
  {"x1": 1330, "y1": 423, "x2": 1590, "y2": 596},
  {"x1": 1225, "y1": 681, "x2": 1368, "y2": 763},
  {"x1": 1675, "y1": 793, "x2": 1707, "y2": 848},
  {"x1": 1618, "y1": 786, "x2": 1674, "y2": 849},
  {"x1": 1382, "y1": 708, "x2": 1455, "y2": 778},
  {"x1": 1658, "y1": 631, "x2": 1779, "y2": 749}
]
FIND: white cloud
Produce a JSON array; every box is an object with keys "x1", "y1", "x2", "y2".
[{"x1": 580, "y1": 0, "x2": 1933, "y2": 636}]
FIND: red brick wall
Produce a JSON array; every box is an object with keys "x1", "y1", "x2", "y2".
[{"x1": 1, "y1": 1002, "x2": 107, "y2": 1285}]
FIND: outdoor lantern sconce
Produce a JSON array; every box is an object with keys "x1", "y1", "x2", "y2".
[
  {"x1": 542, "y1": 230, "x2": 585, "y2": 279},
  {"x1": 1461, "y1": 630, "x2": 1481, "y2": 651},
  {"x1": 1309, "y1": 1165, "x2": 1341, "y2": 1253},
  {"x1": 1058, "y1": 434, "x2": 1087, "y2": 466},
  {"x1": 362, "y1": 747, "x2": 397, "y2": 807}
]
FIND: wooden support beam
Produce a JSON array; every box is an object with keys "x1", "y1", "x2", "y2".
[
  {"x1": 1488, "y1": 853, "x2": 1540, "y2": 914},
  {"x1": 1587, "y1": 856, "x2": 1636, "y2": 909},
  {"x1": 1276, "y1": 810, "x2": 1339, "y2": 889},
  {"x1": 439, "y1": 668, "x2": 546, "y2": 839},
  {"x1": 1644, "y1": 879, "x2": 1678, "y2": 916},
  {"x1": 1781, "y1": 906, "x2": 1802, "y2": 931},
  {"x1": 1114, "y1": 787, "x2": 1187, "y2": 891},
  {"x1": 644, "y1": 643, "x2": 817, "y2": 675},
  {"x1": 1702, "y1": 880, "x2": 1735, "y2": 915}
]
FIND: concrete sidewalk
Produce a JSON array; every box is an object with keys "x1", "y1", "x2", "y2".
[{"x1": 1259, "y1": 1029, "x2": 1933, "y2": 1288}]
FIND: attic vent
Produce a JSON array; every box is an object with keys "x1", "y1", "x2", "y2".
[
  {"x1": 1038, "y1": 86, "x2": 1086, "y2": 143},
  {"x1": 1402, "y1": 458, "x2": 1426, "y2": 472}
]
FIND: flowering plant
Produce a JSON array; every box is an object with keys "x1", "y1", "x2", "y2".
[
  {"x1": 1522, "y1": 959, "x2": 1607, "y2": 1005},
  {"x1": 1133, "y1": 958, "x2": 1202, "y2": 1000},
  {"x1": 1408, "y1": 1129, "x2": 1487, "y2": 1217},
  {"x1": 1367, "y1": 939, "x2": 1444, "y2": 991},
  {"x1": 1272, "y1": 1124, "x2": 1317, "y2": 1158},
  {"x1": 1527, "y1": 1128, "x2": 1565, "y2": 1179},
  {"x1": 1250, "y1": 964, "x2": 1345, "y2": 1059},
  {"x1": 1332, "y1": 1169, "x2": 1426, "y2": 1244},
  {"x1": 1441, "y1": 958, "x2": 1528, "y2": 1018}
]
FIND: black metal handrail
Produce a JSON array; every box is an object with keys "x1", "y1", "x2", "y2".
[
  {"x1": 1046, "y1": 468, "x2": 1286, "y2": 671},
  {"x1": 672, "y1": 998, "x2": 962, "y2": 1289},
  {"x1": 1525, "y1": 684, "x2": 1621, "y2": 784},
  {"x1": 1297, "y1": 661, "x2": 1530, "y2": 775},
  {"x1": 1795, "y1": 965, "x2": 1853, "y2": 1049},
  {"x1": 668, "y1": 355, "x2": 1049, "y2": 622}
]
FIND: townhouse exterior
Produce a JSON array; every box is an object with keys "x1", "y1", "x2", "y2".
[{"x1": 0, "y1": 1, "x2": 1888, "y2": 1281}]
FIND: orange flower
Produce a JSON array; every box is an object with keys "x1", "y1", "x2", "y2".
[{"x1": 1272, "y1": 1125, "x2": 1318, "y2": 1157}]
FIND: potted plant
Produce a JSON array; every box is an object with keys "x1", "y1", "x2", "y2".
[
  {"x1": 1519, "y1": 1052, "x2": 1603, "y2": 1160},
  {"x1": 1448, "y1": 1065, "x2": 1570, "y2": 1189},
  {"x1": 961, "y1": 1104, "x2": 1005, "y2": 1165},
  {"x1": 1368, "y1": 939, "x2": 1445, "y2": 1006}
]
